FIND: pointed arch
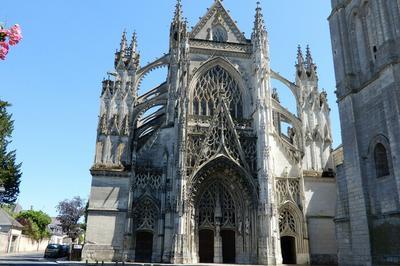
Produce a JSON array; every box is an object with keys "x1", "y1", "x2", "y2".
[
  {"x1": 278, "y1": 202, "x2": 304, "y2": 237},
  {"x1": 187, "y1": 156, "x2": 258, "y2": 207},
  {"x1": 278, "y1": 201, "x2": 309, "y2": 262},
  {"x1": 368, "y1": 134, "x2": 392, "y2": 178},
  {"x1": 348, "y1": 7, "x2": 369, "y2": 75},
  {"x1": 189, "y1": 57, "x2": 250, "y2": 117},
  {"x1": 133, "y1": 195, "x2": 160, "y2": 232}
]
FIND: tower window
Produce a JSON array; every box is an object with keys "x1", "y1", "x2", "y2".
[{"x1": 374, "y1": 143, "x2": 390, "y2": 177}]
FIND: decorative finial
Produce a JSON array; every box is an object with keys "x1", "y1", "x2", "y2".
[
  {"x1": 252, "y1": 1, "x2": 266, "y2": 40},
  {"x1": 306, "y1": 45, "x2": 313, "y2": 66},
  {"x1": 173, "y1": 0, "x2": 183, "y2": 22},
  {"x1": 120, "y1": 30, "x2": 127, "y2": 52},
  {"x1": 297, "y1": 45, "x2": 304, "y2": 65},
  {"x1": 129, "y1": 31, "x2": 137, "y2": 53}
]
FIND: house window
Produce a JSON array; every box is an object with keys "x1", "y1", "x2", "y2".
[{"x1": 374, "y1": 143, "x2": 390, "y2": 177}]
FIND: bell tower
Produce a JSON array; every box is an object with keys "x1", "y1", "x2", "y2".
[{"x1": 329, "y1": 1, "x2": 400, "y2": 265}]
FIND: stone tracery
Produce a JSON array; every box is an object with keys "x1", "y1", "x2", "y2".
[{"x1": 192, "y1": 65, "x2": 242, "y2": 119}]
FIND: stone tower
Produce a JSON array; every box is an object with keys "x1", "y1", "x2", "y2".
[
  {"x1": 83, "y1": 1, "x2": 338, "y2": 264},
  {"x1": 329, "y1": 0, "x2": 400, "y2": 265}
]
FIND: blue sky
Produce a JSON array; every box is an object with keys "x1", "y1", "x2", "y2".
[{"x1": 0, "y1": 0, "x2": 339, "y2": 216}]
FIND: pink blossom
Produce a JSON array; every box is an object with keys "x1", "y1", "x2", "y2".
[
  {"x1": 0, "y1": 41, "x2": 9, "y2": 60},
  {"x1": 8, "y1": 24, "x2": 22, "y2": 46}
]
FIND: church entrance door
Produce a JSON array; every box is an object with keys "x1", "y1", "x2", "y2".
[
  {"x1": 281, "y1": 236, "x2": 296, "y2": 264},
  {"x1": 221, "y1": 230, "x2": 235, "y2": 263},
  {"x1": 199, "y1": 229, "x2": 214, "y2": 263},
  {"x1": 135, "y1": 231, "x2": 153, "y2": 262}
]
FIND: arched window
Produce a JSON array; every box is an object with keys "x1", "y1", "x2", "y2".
[
  {"x1": 198, "y1": 183, "x2": 236, "y2": 229},
  {"x1": 192, "y1": 65, "x2": 242, "y2": 119},
  {"x1": 279, "y1": 209, "x2": 296, "y2": 235},
  {"x1": 212, "y1": 25, "x2": 228, "y2": 42},
  {"x1": 374, "y1": 143, "x2": 390, "y2": 177},
  {"x1": 136, "y1": 198, "x2": 158, "y2": 230},
  {"x1": 351, "y1": 12, "x2": 368, "y2": 74}
]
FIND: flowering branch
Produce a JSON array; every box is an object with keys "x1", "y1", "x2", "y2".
[{"x1": 0, "y1": 24, "x2": 22, "y2": 60}]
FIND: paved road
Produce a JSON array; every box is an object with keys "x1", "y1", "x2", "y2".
[{"x1": 0, "y1": 251, "x2": 57, "y2": 264}]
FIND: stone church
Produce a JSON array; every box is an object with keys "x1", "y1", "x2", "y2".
[
  {"x1": 83, "y1": 1, "x2": 337, "y2": 264},
  {"x1": 329, "y1": 0, "x2": 400, "y2": 265}
]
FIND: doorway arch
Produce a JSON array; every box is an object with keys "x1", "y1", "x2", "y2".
[{"x1": 196, "y1": 181, "x2": 237, "y2": 263}]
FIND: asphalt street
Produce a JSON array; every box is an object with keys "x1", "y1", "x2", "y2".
[{"x1": 0, "y1": 251, "x2": 57, "y2": 265}]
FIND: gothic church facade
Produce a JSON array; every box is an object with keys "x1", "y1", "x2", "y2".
[{"x1": 83, "y1": 1, "x2": 337, "y2": 264}]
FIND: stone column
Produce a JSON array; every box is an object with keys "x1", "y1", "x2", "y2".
[
  {"x1": 214, "y1": 188, "x2": 223, "y2": 263},
  {"x1": 214, "y1": 223, "x2": 223, "y2": 263}
]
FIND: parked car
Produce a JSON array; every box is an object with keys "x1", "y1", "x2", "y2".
[
  {"x1": 59, "y1": 244, "x2": 70, "y2": 258},
  {"x1": 44, "y1": 244, "x2": 70, "y2": 259},
  {"x1": 44, "y1": 244, "x2": 61, "y2": 258}
]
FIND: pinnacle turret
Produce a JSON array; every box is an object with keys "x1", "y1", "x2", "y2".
[
  {"x1": 170, "y1": 0, "x2": 187, "y2": 49},
  {"x1": 295, "y1": 45, "x2": 318, "y2": 81},
  {"x1": 129, "y1": 32, "x2": 137, "y2": 54},
  {"x1": 251, "y1": 2, "x2": 267, "y2": 49},
  {"x1": 297, "y1": 45, "x2": 304, "y2": 66},
  {"x1": 252, "y1": 2, "x2": 266, "y2": 36},
  {"x1": 119, "y1": 30, "x2": 127, "y2": 56},
  {"x1": 115, "y1": 30, "x2": 140, "y2": 70},
  {"x1": 306, "y1": 45, "x2": 313, "y2": 67},
  {"x1": 173, "y1": 0, "x2": 183, "y2": 24}
]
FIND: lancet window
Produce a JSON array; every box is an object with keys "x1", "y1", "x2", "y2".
[
  {"x1": 279, "y1": 209, "x2": 296, "y2": 235},
  {"x1": 136, "y1": 198, "x2": 158, "y2": 231},
  {"x1": 374, "y1": 143, "x2": 390, "y2": 177},
  {"x1": 198, "y1": 183, "x2": 236, "y2": 229},
  {"x1": 192, "y1": 65, "x2": 242, "y2": 119}
]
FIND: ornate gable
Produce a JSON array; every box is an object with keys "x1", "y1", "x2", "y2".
[
  {"x1": 194, "y1": 98, "x2": 250, "y2": 171},
  {"x1": 190, "y1": 0, "x2": 247, "y2": 43}
]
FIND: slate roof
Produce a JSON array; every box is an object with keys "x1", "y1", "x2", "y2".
[{"x1": 0, "y1": 208, "x2": 23, "y2": 229}]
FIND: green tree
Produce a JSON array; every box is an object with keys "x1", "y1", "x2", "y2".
[
  {"x1": 56, "y1": 196, "x2": 85, "y2": 242},
  {"x1": 16, "y1": 210, "x2": 51, "y2": 243},
  {"x1": 0, "y1": 100, "x2": 22, "y2": 204}
]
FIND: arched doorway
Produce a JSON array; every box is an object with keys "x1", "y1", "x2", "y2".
[
  {"x1": 279, "y1": 205, "x2": 304, "y2": 265},
  {"x1": 135, "y1": 231, "x2": 153, "y2": 262},
  {"x1": 133, "y1": 197, "x2": 158, "y2": 263},
  {"x1": 197, "y1": 182, "x2": 237, "y2": 263},
  {"x1": 281, "y1": 236, "x2": 296, "y2": 264}
]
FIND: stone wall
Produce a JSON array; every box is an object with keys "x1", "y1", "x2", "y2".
[
  {"x1": 0, "y1": 233, "x2": 8, "y2": 253},
  {"x1": 304, "y1": 176, "x2": 337, "y2": 265},
  {"x1": 0, "y1": 232, "x2": 49, "y2": 254},
  {"x1": 17, "y1": 236, "x2": 49, "y2": 253}
]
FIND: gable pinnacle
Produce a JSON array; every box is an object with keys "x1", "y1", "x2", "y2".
[
  {"x1": 120, "y1": 30, "x2": 127, "y2": 53},
  {"x1": 306, "y1": 45, "x2": 313, "y2": 66},
  {"x1": 173, "y1": 0, "x2": 183, "y2": 22},
  {"x1": 129, "y1": 31, "x2": 137, "y2": 53},
  {"x1": 297, "y1": 45, "x2": 304, "y2": 65},
  {"x1": 253, "y1": 1, "x2": 266, "y2": 34}
]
